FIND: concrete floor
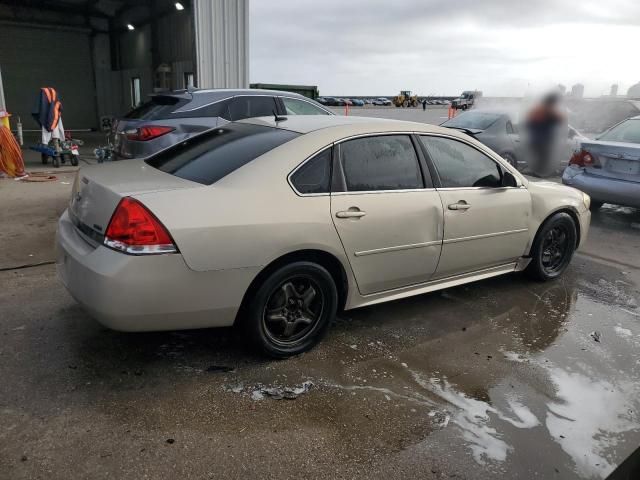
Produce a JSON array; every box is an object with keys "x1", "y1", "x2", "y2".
[{"x1": 1, "y1": 109, "x2": 640, "y2": 480}]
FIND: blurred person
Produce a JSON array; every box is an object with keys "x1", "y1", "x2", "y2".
[
  {"x1": 525, "y1": 92, "x2": 566, "y2": 177},
  {"x1": 422, "y1": 99, "x2": 427, "y2": 111}
]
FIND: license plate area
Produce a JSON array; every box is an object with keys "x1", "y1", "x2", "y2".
[{"x1": 607, "y1": 159, "x2": 640, "y2": 175}]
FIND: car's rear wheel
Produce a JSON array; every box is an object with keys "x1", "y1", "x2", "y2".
[
  {"x1": 526, "y1": 212, "x2": 577, "y2": 281},
  {"x1": 242, "y1": 261, "x2": 338, "y2": 358}
]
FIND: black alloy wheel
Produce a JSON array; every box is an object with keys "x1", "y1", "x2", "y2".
[
  {"x1": 526, "y1": 212, "x2": 577, "y2": 281},
  {"x1": 242, "y1": 261, "x2": 338, "y2": 358}
]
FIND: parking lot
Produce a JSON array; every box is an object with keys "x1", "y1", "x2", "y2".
[{"x1": 1, "y1": 107, "x2": 640, "y2": 480}]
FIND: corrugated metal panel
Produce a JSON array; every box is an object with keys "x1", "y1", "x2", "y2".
[
  {"x1": 156, "y1": 11, "x2": 193, "y2": 65},
  {"x1": 0, "y1": 22, "x2": 97, "y2": 129},
  {"x1": 193, "y1": 0, "x2": 249, "y2": 89}
]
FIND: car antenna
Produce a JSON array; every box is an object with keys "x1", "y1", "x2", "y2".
[{"x1": 273, "y1": 110, "x2": 287, "y2": 122}]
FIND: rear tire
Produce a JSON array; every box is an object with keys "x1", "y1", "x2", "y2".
[
  {"x1": 241, "y1": 261, "x2": 338, "y2": 358},
  {"x1": 52, "y1": 155, "x2": 60, "y2": 168},
  {"x1": 526, "y1": 212, "x2": 577, "y2": 281},
  {"x1": 71, "y1": 155, "x2": 79, "y2": 167},
  {"x1": 41, "y1": 153, "x2": 48, "y2": 165}
]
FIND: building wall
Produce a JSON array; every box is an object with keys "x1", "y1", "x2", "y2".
[
  {"x1": 193, "y1": 0, "x2": 249, "y2": 89},
  {"x1": 0, "y1": 22, "x2": 98, "y2": 130}
]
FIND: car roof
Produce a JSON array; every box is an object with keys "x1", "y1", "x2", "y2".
[
  {"x1": 240, "y1": 115, "x2": 458, "y2": 137},
  {"x1": 161, "y1": 88, "x2": 326, "y2": 113}
]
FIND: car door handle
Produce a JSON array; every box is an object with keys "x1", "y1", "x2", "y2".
[
  {"x1": 336, "y1": 209, "x2": 366, "y2": 219},
  {"x1": 448, "y1": 202, "x2": 471, "y2": 211}
]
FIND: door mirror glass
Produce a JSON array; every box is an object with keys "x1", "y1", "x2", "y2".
[{"x1": 502, "y1": 171, "x2": 518, "y2": 188}]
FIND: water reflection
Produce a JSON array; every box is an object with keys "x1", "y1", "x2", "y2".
[
  {"x1": 545, "y1": 365, "x2": 639, "y2": 478},
  {"x1": 393, "y1": 279, "x2": 640, "y2": 478},
  {"x1": 413, "y1": 374, "x2": 540, "y2": 465}
]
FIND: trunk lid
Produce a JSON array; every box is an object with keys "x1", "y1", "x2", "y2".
[
  {"x1": 69, "y1": 160, "x2": 198, "y2": 242},
  {"x1": 581, "y1": 140, "x2": 640, "y2": 182}
]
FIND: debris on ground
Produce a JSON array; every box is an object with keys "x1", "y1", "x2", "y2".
[
  {"x1": 590, "y1": 331, "x2": 602, "y2": 343},
  {"x1": 257, "y1": 381, "x2": 314, "y2": 400}
]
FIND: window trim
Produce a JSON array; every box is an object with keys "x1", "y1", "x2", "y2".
[
  {"x1": 287, "y1": 131, "x2": 523, "y2": 197},
  {"x1": 287, "y1": 146, "x2": 334, "y2": 197},
  {"x1": 417, "y1": 133, "x2": 523, "y2": 190},
  {"x1": 335, "y1": 133, "x2": 427, "y2": 194},
  {"x1": 171, "y1": 94, "x2": 332, "y2": 116}
]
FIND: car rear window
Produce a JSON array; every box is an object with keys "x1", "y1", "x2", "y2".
[
  {"x1": 145, "y1": 123, "x2": 300, "y2": 185},
  {"x1": 125, "y1": 96, "x2": 189, "y2": 120},
  {"x1": 443, "y1": 112, "x2": 501, "y2": 130},
  {"x1": 597, "y1": 119, "x2": 640, "y2": 144}
]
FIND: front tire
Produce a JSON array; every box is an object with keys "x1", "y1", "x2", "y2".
[
  {"x1": 526, "y1": 212, "x2": 577, "y2": 281},
  {"x1": 241, "y1": 262, "x2": 338, "y2": 358}
]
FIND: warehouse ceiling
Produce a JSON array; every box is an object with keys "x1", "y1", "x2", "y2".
[{"x1": 0, "y1": 0, "x2": 190, "y2": 32}]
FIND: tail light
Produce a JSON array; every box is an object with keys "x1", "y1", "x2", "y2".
[
  {"x1": 104, "y1": 197, "x2": 177, "y2": 255},
  {"x1": 569, "y1": 149, "x2": 595, "y2": 168},
  {"x1": 125, "y1": 125, "x2": 174, "y2": 141}
]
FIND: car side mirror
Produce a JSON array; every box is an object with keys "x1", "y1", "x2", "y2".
[{"x1": 502, "y1": 171, "x2": 518, "y2": 188}]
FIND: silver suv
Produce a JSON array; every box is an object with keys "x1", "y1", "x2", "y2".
[{"x1": 112, "y1": 88, "x2": 332, "y2": 159}]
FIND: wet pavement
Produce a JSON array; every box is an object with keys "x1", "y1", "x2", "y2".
[{"x1": 1, "y1": 124, "x2": 640, "y2": 479}]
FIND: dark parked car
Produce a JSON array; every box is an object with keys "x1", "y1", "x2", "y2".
[
  {"x1": 349, "y1": 98, "x2": 365, "y2": 106},
  {"x1": 562, "y1": 115, "x2": 640, "y2": 210},
  {"x1": 112, "y1": 88, "x2": 332, "y2": 159},
  {"x1": 441, "y1": 110, "x2": 522, "y2": 169},
  {"x1": 322, "y1": 97, "x2": 345, "y2": 107}
]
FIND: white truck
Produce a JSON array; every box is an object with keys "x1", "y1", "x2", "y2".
[{"x1": 452, "y1": 90, "x2": 482, "y2": 110}]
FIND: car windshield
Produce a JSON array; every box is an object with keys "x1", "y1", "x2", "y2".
[
  {"x1": 597, "y1": 119, "x2": 640, "y2": 144},
  {"x1": 443, "y1": 112, "x2": 501, "y2": 130},
  {"x1": 146, "y1": 123, "x2": 299, "y2": 185},
  {"x1": 124, "y1": 96, "x2": 189, "y2": 120}
]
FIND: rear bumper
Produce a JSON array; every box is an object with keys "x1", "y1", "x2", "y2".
[
  {"x1": 56, "y1": 210, "x2": 259, "y2": 332},
  {"x1": 562, "y1": 167, "x2": 640, "y2": 208}
]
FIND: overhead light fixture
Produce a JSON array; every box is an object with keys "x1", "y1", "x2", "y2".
[
  {"x1": 127, "y1": 23, "x2": 135, "y2": 30},
  {"x1": 175, "y1": 2, "x2": 184, "y2": 10}
]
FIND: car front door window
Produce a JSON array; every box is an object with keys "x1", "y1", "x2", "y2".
[{"x1": 422, "y1": 136, "x2": 502, "y2": 188}]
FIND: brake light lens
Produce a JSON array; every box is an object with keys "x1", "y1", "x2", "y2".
[
  {"x1": 569, "y1": 149, "x2": 595, "y2": 168},
  {"x1": 104, "y1": 197, "x2": 177, "y2": 255},
  {"x1": 125, "y1": 125, "x2": 174, "y2": 141}
]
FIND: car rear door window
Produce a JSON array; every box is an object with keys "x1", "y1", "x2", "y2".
[
  {"x1": 290, "y1": 148, "x2": 332, "y2": 194},
  {"x1": 339, "y1": 135, "x2": 423, "y2": 191},
  {"x1": 173, "y1": 99, "x2": 231, "y2": 120},
  {"x1": 229, "y1": 96, "x2": 278, "y2": 121},
  {"x1": 146, "y1": 124, "x2": 299, "y2": 185},
  {"x1": 283, "y1": 98, "x2": 330, "y2": 115},
  {"x1": 420, "y1": 136, "x2": 502, "y2": 188}
]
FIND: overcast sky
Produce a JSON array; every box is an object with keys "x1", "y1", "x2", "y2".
[{"x1": 249, "y1": 0, "x2": 640, "y2": 97}]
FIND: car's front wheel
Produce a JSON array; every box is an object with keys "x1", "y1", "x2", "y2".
[
  {"x1": 242, "y1": 262, "x2": 338, "y2": 358},
  {"x1": 526, "y1": 212, "x2": 577, "y2": 281}
]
